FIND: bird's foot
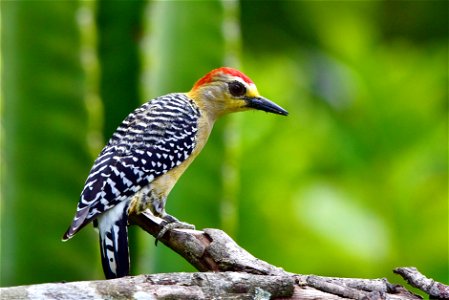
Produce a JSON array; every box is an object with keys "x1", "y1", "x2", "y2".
[{"x1": 155, "y1": 215, "x2": 195, "y2": 246}]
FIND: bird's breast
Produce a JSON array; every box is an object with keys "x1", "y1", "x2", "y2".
[
  {"x1": 128, "y1": 113, "x2": 215, "y2": 216},
  {"x1": 149, "y1": 114, "x2": 214, "y2": 199}
]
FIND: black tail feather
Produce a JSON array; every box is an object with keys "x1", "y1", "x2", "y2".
[{"x1": 98, "y1": 203, "x2": 130, "y2": 279}]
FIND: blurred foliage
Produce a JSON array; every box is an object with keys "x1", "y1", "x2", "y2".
[
  {"x1": 238, "y1": 1, "x2": 447, "y2": 284},
  {"x1": 1, "y1": 1, "x2": 96, "y2": 284},
  {"x1": 1, "y1": 0, "x2": 447, "y2": 287},
  {"x1": 96, "y1": 0, "x2": 145, "y2": 138}
]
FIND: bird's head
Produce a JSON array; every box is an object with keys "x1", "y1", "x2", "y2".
[{"x1": 188, "y1": 67, "x2": 288, "y2": 119}]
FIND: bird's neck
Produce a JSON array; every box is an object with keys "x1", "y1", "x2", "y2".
[{"x1": 187, "y1": 87, "x2": 229, "y2": 122}]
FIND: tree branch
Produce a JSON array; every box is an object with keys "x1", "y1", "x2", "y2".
[
  {"x1": 394, "y1": 267, "x2": 449, "y2": 299},
  {"x1": 2, "y1": 212, "x2": 447, "y2": 299},
  {"x1": 130, "y1": 211, "x2": 286, "y2": 275},
  {"x1": 1, "y1": 272, "x2": 294, "y2": 300}
]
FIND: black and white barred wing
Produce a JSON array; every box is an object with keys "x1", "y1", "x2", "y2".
[{"x1": 63, "y1": 94, "x2": 200, "y2": 240}]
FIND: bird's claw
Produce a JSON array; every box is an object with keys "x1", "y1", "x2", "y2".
[{"x1": 155, "y1": 219, "x2": 195, "y2": 246}]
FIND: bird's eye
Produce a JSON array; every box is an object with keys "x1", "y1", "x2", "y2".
[{"x1": 228, "y1": 81, "x2": 246, "y2": 97}]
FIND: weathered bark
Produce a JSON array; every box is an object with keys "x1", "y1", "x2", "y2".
[
  {"x1": 394, "y1": 267, "x2": 449, "y2": 299},
  {"x1": 1, "y1": 212, "x2": 447, "y2": 300},
  {"x1": 130, "y1": 211, "x2": 286, "y2": 275},
  {"x1": 0, "y1": 271, "x2": 429, "y2": 300},
  {"x1": 1, "y1": 272, "x2": 294, "y2": 300}
]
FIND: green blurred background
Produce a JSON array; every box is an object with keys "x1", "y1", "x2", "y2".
[{"x1": 1, "y1": 0, "x2": 447, "y2": 287}]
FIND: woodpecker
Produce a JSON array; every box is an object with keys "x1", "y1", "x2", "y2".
[{"x1": 62, "y1": 67, "x2": 288, "y2": 279}]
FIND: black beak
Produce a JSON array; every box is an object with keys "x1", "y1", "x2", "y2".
[{"x1": 245, "y1": 96, "x2": 288, "y2": 116}]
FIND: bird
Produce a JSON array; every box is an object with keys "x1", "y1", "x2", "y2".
[{"x1": 62, "y1": 67, "x2": 288, "y2": 279}]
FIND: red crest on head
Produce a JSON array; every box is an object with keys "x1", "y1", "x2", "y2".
[{"x1": 192, "y1": 67, "x2": 254, "y2": 90}]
